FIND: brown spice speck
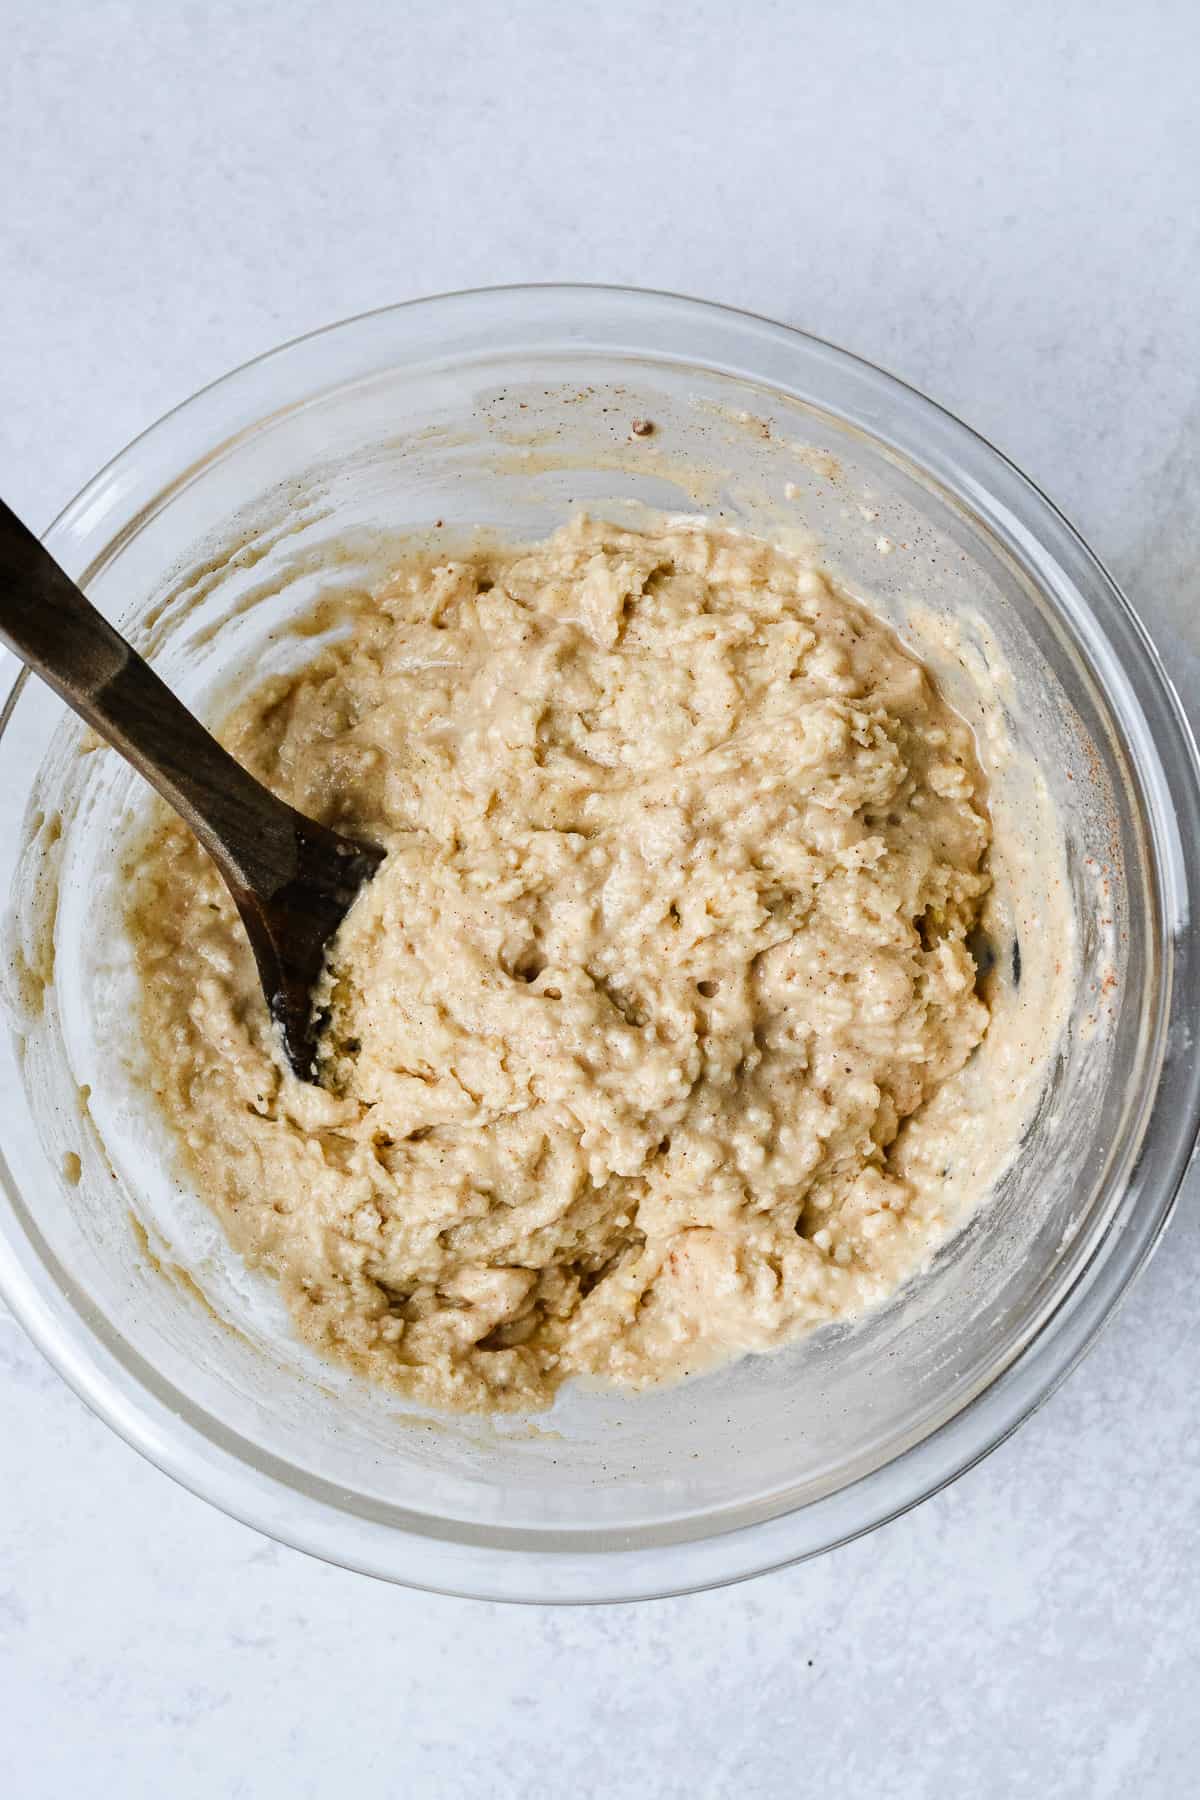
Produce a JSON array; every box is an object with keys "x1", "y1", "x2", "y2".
[{"x1": 631, "y1": 418, "x2": 655, "y2": 437}]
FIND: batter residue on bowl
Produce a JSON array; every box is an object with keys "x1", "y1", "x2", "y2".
[{"x1": 129, "y1": 516, "x2": 997, "y2": 1411}]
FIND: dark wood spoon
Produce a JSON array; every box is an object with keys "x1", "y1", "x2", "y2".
[{"x1": 0, "y1": 498, "x2": 384, "y2": 1080}]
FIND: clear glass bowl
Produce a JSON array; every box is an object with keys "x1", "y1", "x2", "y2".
[{"x1": 2, "y1": 286, "x2": 1199, "y2": 1604}]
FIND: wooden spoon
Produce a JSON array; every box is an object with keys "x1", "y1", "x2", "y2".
[{"x1": 0, "y1": 498, "x2": 383, "y2": 1081}]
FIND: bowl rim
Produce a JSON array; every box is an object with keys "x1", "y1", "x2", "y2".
[{"x1": 3, "y1": 281, "x2": 1200, "y2": 1604}]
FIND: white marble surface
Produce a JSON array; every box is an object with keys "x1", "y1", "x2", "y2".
[{"x1": 2, "y1": 2, "x2": 1199, "y2": 1792}]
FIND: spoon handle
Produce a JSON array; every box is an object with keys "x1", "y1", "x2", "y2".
[{"x1": 0, "y1": 498, "x2": 299, "y2": 887}]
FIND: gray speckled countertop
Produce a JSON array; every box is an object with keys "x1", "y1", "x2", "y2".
[{"x1": 2, "y1": 2, "x2": 1198, "y2": 1793}]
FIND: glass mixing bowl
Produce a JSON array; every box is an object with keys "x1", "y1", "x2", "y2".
[{"x1": 2, "y1": 286, "x2": 1199, "y2": 1604}]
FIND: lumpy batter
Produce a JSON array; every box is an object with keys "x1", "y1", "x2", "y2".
[{"x1": 129, "y1": 517, "x2": 994, "y2": 1411}]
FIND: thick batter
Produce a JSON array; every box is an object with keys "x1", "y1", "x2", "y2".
[{"x1": 129, "y1": 517, "x2": 994, "y2": 1411}]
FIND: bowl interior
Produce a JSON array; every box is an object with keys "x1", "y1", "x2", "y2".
[{"x1": 0, "y1": 297, "x2": 1180, "y2": 1595}]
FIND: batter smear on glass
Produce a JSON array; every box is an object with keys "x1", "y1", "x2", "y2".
[{"x1": 129, "y1": 516, "x2": 993, "y2": 1411}]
